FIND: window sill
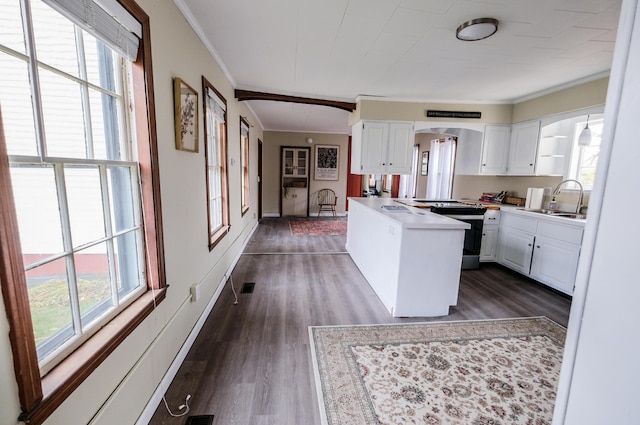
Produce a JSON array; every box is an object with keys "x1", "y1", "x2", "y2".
[
  {"x1": 209, "y1": 225, "x2": 230, "y2": 251},
  {"x1": 19, "y1": 287, "x2": 167, "y2": 425}
]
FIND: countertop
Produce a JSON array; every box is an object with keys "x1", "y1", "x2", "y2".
[
  {"x1": 349, "y1": 197, "x2": 470, "y2": 230},
  {"x1": 396, "y1": 198, "x2": 502, "y2": 210}
]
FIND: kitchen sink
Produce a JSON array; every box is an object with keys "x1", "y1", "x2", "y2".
[{"x1": 517, "y1": 208, "x2": 586, "y2": 219}]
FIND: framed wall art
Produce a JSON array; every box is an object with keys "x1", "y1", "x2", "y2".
[
  {"x1": 174, "y1": 77, "x2": 199, "y2": 152},
  {"x1": 314, "y1": 144, "x2": 339, "y2": 181},
  {"x1": 421, "y1": 151, "x2": 429, "y2": 176}
]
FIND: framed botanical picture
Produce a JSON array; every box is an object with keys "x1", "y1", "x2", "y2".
[
  {"x1": 314, "y1": 144, "x2": 339, "y2": 180},
  {"x1": 421, "y1": 151, "x2": 429, "y2": 176},
  {"x1": 174, "y1": 77, "x2": 198, "y2": 152}
]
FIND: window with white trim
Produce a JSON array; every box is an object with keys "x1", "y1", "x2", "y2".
[
  {"x1": 0, "y1": 0, "x2": 164, "y2": 421},
  {"x1": 203, "y1": 77, "x2": 229, "y2": 249},
  {"x1": 568, "y1": 117, "x2": 604, "y2": 191}
]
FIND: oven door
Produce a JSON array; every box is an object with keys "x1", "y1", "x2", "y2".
[{"x1": 445, "y1": 215, "x2": 484, "y2": 256}]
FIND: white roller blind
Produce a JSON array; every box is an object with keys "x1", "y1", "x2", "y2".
[
  {"x1": 206, "y1": 87, "x2": 226, "y2": 123},
  {"x1": 42, "y1": 0, "x2": 141, "y2": 61},
  {"x1": 241, "y1": 122, "x2": 249, "y2": 138}
]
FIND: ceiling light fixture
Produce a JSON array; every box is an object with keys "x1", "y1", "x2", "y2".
[
  {"x1": 578, "y1": 115, "x2": 593, "y2": 146},
  {"x1": 306, "y1": 137, "x2": 313, "y2": 144},
  {"x1": 456, "y1": 18, "x2": 499, "y2": 41}
]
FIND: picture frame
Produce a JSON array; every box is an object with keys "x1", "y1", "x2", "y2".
[
  {"x1": 174, "y1": 77, "x2": 199, "y2": 152},
  {"x1": 421, "y1": 151, "x2": 429, "y2": 176},
  {"x1": 314, "y1": 144, "x2": 339, "y2": 181}
]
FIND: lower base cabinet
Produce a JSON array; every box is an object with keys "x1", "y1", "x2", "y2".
[
  {"x1": 497, "y1": 211, "x2": 583, "y2": 295},
  {"x1": 282, "y1": 187, "x2": 308, "y2": 216},
  {"x1": 530, "y1": 236, "x2": 580, "y2": 294},
  {"x1": 480, "y1": 225, "x2": 499, "y2": 262},
  {"x1": 497, "y1": 226, "x2": 534, "y2": 273},
  {"x1": 480, "y1": 210, "x2": 500, "y2": 262}
]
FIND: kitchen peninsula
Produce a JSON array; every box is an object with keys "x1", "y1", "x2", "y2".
[{"x1": 346, "y1": 198, "x2": 470, "y2": 317}]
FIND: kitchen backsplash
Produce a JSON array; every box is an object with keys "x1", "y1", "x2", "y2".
[{"x1": 452, "y1": 175, "x2": 590, "y2": 209}]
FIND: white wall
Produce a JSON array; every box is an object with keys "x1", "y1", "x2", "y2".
[
  {"x1": 556, "y1": 0, "x2": 640, "y2": 422},
  {"x1": 0, "y1": 1, "x2": 261, "y2": 424}
]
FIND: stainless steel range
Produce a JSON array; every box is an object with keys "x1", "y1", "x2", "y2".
[{"x1": 417, "y1": 200, "x2": 487, "y2": 269}]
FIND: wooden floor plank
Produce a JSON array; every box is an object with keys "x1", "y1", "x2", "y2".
[{"x1": 149, "y1": 217, "x2": 571, "y2": 424}]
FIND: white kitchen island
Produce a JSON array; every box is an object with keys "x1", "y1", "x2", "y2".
[{"x1": 346, "y1": 198, "x2": 470, "y2": 317}]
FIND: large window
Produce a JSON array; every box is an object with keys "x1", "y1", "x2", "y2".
[
  {"x1": 0, "y1": 0, "x2": 165, "y2": 422},
  {"x1": 240, "y1": 117, "x2": 250, "y2": 215},
  {"x1": 568, "y1": 117, "x2": 604, "y2": 190},
  {"x1": 203, "y1": 77, "x2": 229, "y2": 249}
]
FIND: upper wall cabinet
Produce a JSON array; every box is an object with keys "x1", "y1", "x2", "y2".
[
  {"x1": 351, "y1": 121, "x2": 414, "y2": 175},
  {"x1": 481, "y1": 125, "x2": 511, "y2": 174},
  {"x1": 454, "y1": 125, "x2": 509, "y2": 175},
  {"x1": 507, "y1": 120, "x2": 541, "y2": 175}
]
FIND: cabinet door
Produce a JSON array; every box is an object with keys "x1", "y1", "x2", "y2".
[
  {"x1": 508, "y1": 120, "x2": 540, "y2": 175},
  {"x1": 294, "y1": 149, "x2": 308, "y2": 177},
  {"x1": 282, "y1": 187, "x2": 308, "y2": 216},
  {"x1": 361, "y1": 122, "x2": 388, "y2": 174},
  {"x1": 530, "y1": 236, "x2": 579, "y2": 295},
  {"x1": 497, "y1": 226, "x2": 535, "y2": 274},
  {"x1": 480, "y1": 225, "x2": 499, "y2": 262},
  {"x1": 481, "y1": 125, "x2": 510, "y2": 174},
  {"x1": 283, "y1": 148, "x2": 296, "y2": 176},
  {"x1": 387, "y1": 122, "x2": 414, "y2": 174}
]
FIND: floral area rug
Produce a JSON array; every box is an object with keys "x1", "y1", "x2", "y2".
[
  {"x1": 309, "y1": 317, "x2": 566, "y2": 425},
  {"x1": 289, "y1": 219, "x2": 347, "y2": 236}
]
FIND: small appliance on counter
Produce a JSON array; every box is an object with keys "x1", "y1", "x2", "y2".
[{"x1": 525, "y1": 188, "x2": 545, "y2": 210}]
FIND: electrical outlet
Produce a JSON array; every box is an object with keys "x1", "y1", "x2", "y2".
[{"x1": 190, "y1": 283, "x2": 200, "y2": 302}]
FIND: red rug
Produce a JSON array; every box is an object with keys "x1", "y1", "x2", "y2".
[{"x1": 289, "y1": 219, "x2": 347, "y2": 236}]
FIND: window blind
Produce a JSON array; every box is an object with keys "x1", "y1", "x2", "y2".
[
  {"x1": 206, "y1": 87, "x2": 226, "y2": 123},
  {"x1": 241, "y1": 121, "x2": 249, "y2": 138},
  {"x1": 42, "y1": 0, "x2": 141, "y2": 61}
]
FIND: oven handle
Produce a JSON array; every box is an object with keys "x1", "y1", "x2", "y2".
[{"x1": 438, "y1": 214, "x2": 485, "y2": 220}]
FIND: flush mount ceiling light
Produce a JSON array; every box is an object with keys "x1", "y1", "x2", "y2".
[
  {"x1": 578, "y1": 115, "x2": 593, "y2": 146},
  {"x1": 306, "y1": 137, "x2": 313, "y2": 144},
  {"x1": 456, "y1": 18, "x2": 499, "y2": 41}
]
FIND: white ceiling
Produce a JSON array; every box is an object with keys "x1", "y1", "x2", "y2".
[{"x1": 175, "y1": 0, "x2": 621, "y2": 134}]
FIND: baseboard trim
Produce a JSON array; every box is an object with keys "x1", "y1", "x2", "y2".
[{"x1": 135, "y1": 221, "x2": 259, "y2": 424}]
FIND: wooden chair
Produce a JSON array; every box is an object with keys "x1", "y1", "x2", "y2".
[{"x1": 317, "y1": 189, "x2": 337, "y2": 217}]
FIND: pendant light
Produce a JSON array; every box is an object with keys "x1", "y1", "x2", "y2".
[{"x1": 578, "y1": 115, "x2": 593, "y2": 146}]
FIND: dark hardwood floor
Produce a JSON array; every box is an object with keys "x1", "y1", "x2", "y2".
[{"x1": 149, "y1": 217, "x2": 571, "y2": 425}]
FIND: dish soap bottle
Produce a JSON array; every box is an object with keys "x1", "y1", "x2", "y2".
[{"x1": 547, "y1": 197, "x2": 558, "y2": 211}]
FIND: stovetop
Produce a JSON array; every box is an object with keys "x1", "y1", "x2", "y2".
[{"x1": 413, "y1": 199, "x2": 487, "y2": 215}]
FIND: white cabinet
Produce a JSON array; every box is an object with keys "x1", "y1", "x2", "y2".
[
  {"x1": 497, "y1": 225, "x2": 535, "y2": 274},
  {"x1": 282, "y1": 187, "x2": 308, "y2": 216},
  {"x1": 481, "y1": 125, "x2": 511, "y2": 174},
  {"x1": 508, "y1": 120, "x2": 540, "y2": 175},
  {"x1": 351, "y1": 121, "x2": 414, "y2": 174},
  {"x1": 480, "y1": 210, "x2": 500, "y2": 262},
  {"x1": 453, "y1": 125, "x2": 509, "y2": 175},
  {"x1": 281, "y1": 147, "x2": 309, "y2": 216},
  {"x1": 282, "y1": 147, "x2": 308, "y2": 177},
  {"x1": 530, "y1": 236, "x2": 580, "y2": 294},
  {"x1": 497, "y1": 210, "x2": 583, "y2": 295}
]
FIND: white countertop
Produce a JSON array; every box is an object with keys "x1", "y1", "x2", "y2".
[
  {"x1": 348, "y1": 197, "x2": 470, "y2": 230},
  {"x1": 498, "y1": 204, "x2": 587, "y2": 225}
]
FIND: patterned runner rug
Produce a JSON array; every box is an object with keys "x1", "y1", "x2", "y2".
[
  {"x1": 309, "y1": 317, "x2": 566, "y2": 425},
  {"x1": 289, "y1": 219, "x2": 347, "y2": 236}
]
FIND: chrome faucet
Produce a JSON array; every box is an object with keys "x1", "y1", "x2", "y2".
[{"x1": 552, "y1": 179, "x2": 584, "y2": 214}]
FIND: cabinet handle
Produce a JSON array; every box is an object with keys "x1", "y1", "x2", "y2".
[
  {"x1": 528, "y1": 243, "x2": 532, "y2": 247},
  {"x1": 482, "y1": 233, "x2": 486, "y2": 236},
  {"x1": 382, "y1": 163, "x2": 386, "y2": 165},
  {"x1": 536, "y1": 245, "x2": 540, "y2": 248},
  {"x1": 529, "y1": 163, "x2": 533, "y2": 166}
]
